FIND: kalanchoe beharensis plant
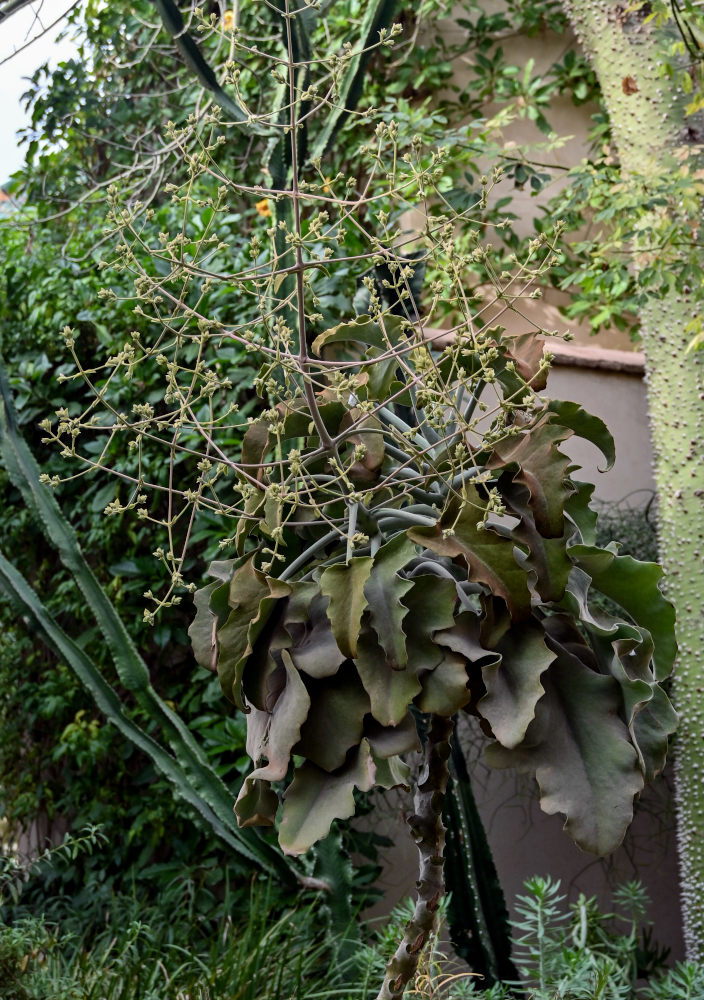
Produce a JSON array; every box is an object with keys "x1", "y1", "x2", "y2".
[
  {"x1": 187, "y1": 305, "x2": 678, "y2": 998},
  {"x1": 41, "y1": 3, "x2": 677, "y2": 996}
]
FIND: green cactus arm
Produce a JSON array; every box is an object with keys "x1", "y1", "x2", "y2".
[
  {"x1": 0, "y1": 360, "x2": 300, "y2": 886},
  {"x1": 308, "y1": 0, "x2": 399, "y2": 163},
  {"x1": 149, "y1": 0, "x2": 272, "y2": 134}
]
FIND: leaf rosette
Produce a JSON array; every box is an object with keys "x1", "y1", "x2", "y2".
[{"x1": 190, "y1": 322, "x2": 677, "y2": 856}]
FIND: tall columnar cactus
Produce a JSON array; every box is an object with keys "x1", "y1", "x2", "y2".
[{"x1": 560, "y1": 0, "x2": 704, "y2": 958}]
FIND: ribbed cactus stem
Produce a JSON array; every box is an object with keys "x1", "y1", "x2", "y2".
[{"x1": 562, "y1": 0, "x2": 704, "y2": 958}]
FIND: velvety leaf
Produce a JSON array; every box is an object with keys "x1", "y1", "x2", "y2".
[
  {"x1": 363, "y1": 351, "x2": 399, "y2": 401},
  {"x1": 235, "y1": 651, "x2": 311, "y2": 829},
  {"x1": 243, "y1": 650, "x2": 310, "y2": 782},
  {"x1": 372, "y1": 753, "x2": 412, "y2": 790},
  {"x1": 189, "y1": 580, "x2": 222, "y2": 672},
  {"x1": 285, "y1": 580, "x2": 320, "y2": 622},
  {"x1": 478, "y1": 621, "x2": 555, "y2": 749},
  {"x1": 279, "y1": 740, "x2": 376, "y2": 855},
  {"x1": 500, "y1": 477, "x2": 571, "y2": 602},
  {"x1": 206, "y1": 558, "x2": 244, "y2": 583},
  {"x1": 408, "y1": 487, "x2": 531, "y2": 619},
  {"x1": 416, "y1": 649, "x2": 471, "y2": 716},
  {"x1": 485, "y1": 646, "x2": 644, "y2": 855},
  {"x1": 490, "y1": 420, "x2": 573, "y2": 538},
  {"x1": 241, "y1": 419, "x2": 270, "y2": 476},
  {"x1": 568, "y1": 544, "x2": 676, "y2": 681},
  {"x1": 295, "y1": 662, "x2": 371, "y2": 772},
  {"x1": 235, "y1": 490, "x2": 266, "y2": 554},
  {"x1": 561, "y1": 566, "x2": 632, "y2": 638},
  {"x1": 339, "y1": 411, "x2": 385, "y2": 482},
  {"x1": 319, "y1": 557, "x2": 373, "y2": 658},
  {"x1": 312, "y1": 315, "x2": 404, "y2": 357},
  {"x1": 243, "y1": 651, "x2": 288, "y2": 714},
  {"x1": 564, "y1": 479, "x2": 599, "y2": 546},
  {"x1": 188, "y1": 559, "x2": 245, "y2": 671},
  {"x1": 234, "y1": 778, "x2": 279, "y2": 828},
  {"x1": 286, "y1": 590, "x2": 347, "y2": 678},
  {"x1": 584, "y1": 620, "x2": 677, "y2": 779},
  {"x1": 217, "y1": 558, "x2": 290, "y2": 709},
  {"x1": 632, "y1": 685, "x2": 679, "y2": 781},
  {"x1": 435, "y1": 610, "x2": 498, "y2": 667},
  {"x1": 355, "y1": 621, "x2": 422, "y2": 726},
  {"x1": 277, "y1": 395, "x2": 347, "y2": 439},
  {"x1": 503, "y1": 330, "x2": 548, "y2": 390},
  {"x1": 547, "y1": 399, "x2": 615, "y2": 471},
  {"x1": 363, "y1": 534, "x2": 415, "y2": 668},
  {"x1": 402, "y1": 575, "x2": 458, "y2": 672},
  {"x1": 364, "y1": 712, "x2": 420, "y2": 758}
]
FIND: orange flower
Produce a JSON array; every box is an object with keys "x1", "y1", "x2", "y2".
[{"x1": 255, "y1": 198, "x2": 272, "y2": 218}]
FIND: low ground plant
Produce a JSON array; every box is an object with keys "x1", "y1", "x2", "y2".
[{"x1": 4, "y1": 853, "x2": 703, "y2": 1000}]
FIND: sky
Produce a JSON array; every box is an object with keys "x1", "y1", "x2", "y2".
[{"x1": 0, "y1": 2, "x2": 78, "y2": 183}]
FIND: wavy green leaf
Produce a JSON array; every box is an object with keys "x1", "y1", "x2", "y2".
[
  {"x1": 217, "y1": 558, "x2": 290, "y2": 709},
  {"x1": 363, "y1": 533, "x2": 415, "y2": 668},
  {"x1": 364, "y1": 712, "x2": 420, "y2": 758},
  {"x1": 478, "y1": 621, "x2": 555, "y2": 749},
  {"x1": 408, "y1": 486, "x2": 531, "y2": 618},
  {"x1": 235, "y1": 650, "x2": 311, "y2": 827},
  {"x1": 286, "y1": 590, "x2": 348, "y2": 678},
  {"x1": 500, "y1": 477, "x2": 571, "y2": 602},
  {"x1": 490, "y1": 420, "x2": 573, "y2": 538},
  {"x1": 279, "y1": 741, "x2": 376, "y2": 855},
  {"x1": 373, "y1": 753, "x2": 412, "y2": 790},
  {"x1": 568, "y1": 543, "x2": 676, "y2": 681},
  {"x1": 355, "y1": 622, "x2": 422, "y2": 727},
  {"x1": 312, "y1": 315, "x2": 405, "y2": 357},
  {"x1": 416, "y1": 650, "x2": 470, "y2": 716},
  {"x1": 296, "y1": 662, "x2": 370, "y2": 772},
  {"x1": 486, "y1": 644, "x2": 644, "y2": 855},
  {"x1": 320, "y1": 556, "x2": 373, "y2": 658},
  {"x1": 402, "y1": 575, "x2": 458, "y2": 672},
  {"x1": 547, "y1": 399, "x2": 615, "y2": 471}
]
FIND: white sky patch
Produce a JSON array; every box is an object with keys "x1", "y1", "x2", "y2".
[{"x1": 0, "y1": 2, "x2": 79, "y2": 182}]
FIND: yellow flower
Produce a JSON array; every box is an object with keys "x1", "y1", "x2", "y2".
[
  {"x1": 222, "y1": 9, "x2": 234, "y2": 30},
  {"x1": 323, "y1": 177, "x2": 332, "y2": 193},
  {"x1": 255, "y1": 198, "x2": 272, "y2": 218}
]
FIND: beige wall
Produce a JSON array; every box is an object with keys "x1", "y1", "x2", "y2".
[
  {"x1": 366, "y1": 745, "x2": 683, "y2": 962},
  {"x1": 547, "y1": 362, "x2": 655, "y2": 501}
]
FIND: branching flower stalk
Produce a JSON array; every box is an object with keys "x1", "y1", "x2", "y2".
[{"x1": 36, "y1": 1, "x2": 678, "y2": 992}]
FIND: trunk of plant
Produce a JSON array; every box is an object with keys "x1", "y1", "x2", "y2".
[
  {"x1": 376, "y1": 714, "x2": 453, "y2": 1000},
  {"x1": 562, "y1": 0, "x2": 704, "y2": 958}
]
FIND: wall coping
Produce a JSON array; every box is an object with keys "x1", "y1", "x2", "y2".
[
  {"x1": 545, "y1": 338, "x2": 645, "y2": 374},
  {"x1": 420, "y1": 326, "x2": 645, "y2": 375}
]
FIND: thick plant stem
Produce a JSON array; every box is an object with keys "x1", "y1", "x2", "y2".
[
  {"x1": 376, "y1": 714, "x2": 453, "y2": 1000},
  {"x1": 562, "y1": 0, "x2": 704, "y2": 957}
]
